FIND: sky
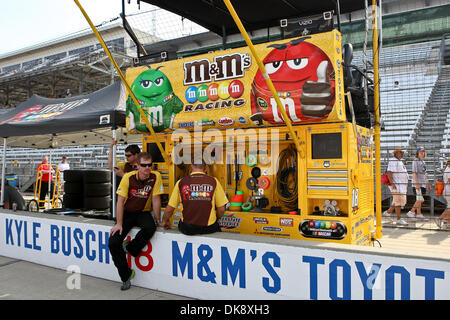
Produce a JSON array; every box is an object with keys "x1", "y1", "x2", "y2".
[{"x1": 0, "y1": 0, "x2": 154, "y2": 55}]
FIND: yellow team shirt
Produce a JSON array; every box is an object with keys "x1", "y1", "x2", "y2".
[
  {"x1": 168, "y1": 172, "x2": 228, "y2": 226},
  {"x1": 117, "y1": 170, "x2": 163, "y2": 212}
]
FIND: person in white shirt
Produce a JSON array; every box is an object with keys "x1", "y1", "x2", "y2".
[
  {"x1": 58, "y1": 156, "x2": 70, "y2": 191},
  {"x1": 437, "y1": 158, "x2": 450, "y2": 229},
  {"x1": 407, "y1": 147, "x2": 431, "y2": 219},
  {"x1": 383, "y1": 146, "x2": 409, "y2": 225}
]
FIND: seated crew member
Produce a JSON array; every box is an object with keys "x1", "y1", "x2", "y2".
[
  {"x1": 1, "y1": 183, "x2": 26, "y2": 210},
  {"x1": 161, "y1": 161, "x2": 228, "y2": 235},
  {"x1": 108, "y1": 138, "x2": 141, "y2": 177},
  {"x1": 108, "y1": 152, "x2": 163, "y2": 291}
]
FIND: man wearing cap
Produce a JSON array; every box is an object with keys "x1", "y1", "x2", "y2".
[
  {"x1": 108, "y1": 138, "x2": 141, "y2": 177},
  {"x1": 383, "y1": 146, "x2": 409, "y2": 225},
  {"x1": 161, "y1": 162, "x2": 228, "y2": 235}
]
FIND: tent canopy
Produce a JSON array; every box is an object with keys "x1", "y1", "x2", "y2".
[
  {"x1": 0, "y1": 82, "x2": 140, "y2": 148},
  {"x1": 141, "y1": 0, "x2": 366, "y2": 36}
]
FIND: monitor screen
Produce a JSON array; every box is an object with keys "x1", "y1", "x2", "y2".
[
  {"x1": 146, "y1": 142, "x2": 165, "y2": 163},
  {"x1": 311, "y1": 132, "x2": 342, "y2": 159}
]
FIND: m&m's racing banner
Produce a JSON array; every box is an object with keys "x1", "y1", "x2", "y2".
[{"x1": 125, "y1": 30, "x2": 346, "y2": 134}]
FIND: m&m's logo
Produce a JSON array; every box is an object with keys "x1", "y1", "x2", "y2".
[{"x1": 185, "y1": 80, "x2": 244, "y2": 103}]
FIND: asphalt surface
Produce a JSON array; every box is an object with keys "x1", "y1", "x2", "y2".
[{"x1": 0, "y1": 255, "x2": 191, "y2": 300}]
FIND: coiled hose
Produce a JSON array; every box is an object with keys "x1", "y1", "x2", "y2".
[{"x1": 276, "y1": 146, "x2": 298, "y2": 209}]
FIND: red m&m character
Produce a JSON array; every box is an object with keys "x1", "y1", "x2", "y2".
[{"x1": 250, "y1": 37, "x2": 335, "y2": 125}]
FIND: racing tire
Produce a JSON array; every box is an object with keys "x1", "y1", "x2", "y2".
[
  {"x1": 84, "y1": 196, "x2": 111, "y2": 210},
  {"x1": 64, "y1": 182, "x2": 83, "y2": 195},
  {"x1": 63, "y1": 194, "x2": 84, "y2": 209},
  {"x1": 64, "y1": 170, "x2": 84, "y2": 183},
  {"x1": 83, "y1": 170, "x2": 111, "y2": 184},
  {"x1": 84, "y1": 182, "x2": 111, "y2": 197}
]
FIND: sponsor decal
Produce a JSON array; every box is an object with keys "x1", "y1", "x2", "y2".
[
  {"x1": 197, "y1": 119, "x2": 215, "y2": 127},
  {"x1": 178, "y1": 121, "x2": 195, "y2": 128},
  {"x1": 0, "y1": 99, "x2": 89, "y2": 124},
  {"x1": 262, "y1": 226, "x2": 282, "y2": 232},
  {"x1": 219, "y1": 213, "x2": 242, "y2": 230},
  {"x1": 279, "y1": 218, "x2": 294, "y2": 227},
  {"x1": 253, "y1": 217, "x2": 268, "y2": 224},
  {"x1": 238, "y1": 116, "x2": 247, "y2": 124},
  {"x1": 218, "y1": 117, "x2": 234, "y2": 126}
]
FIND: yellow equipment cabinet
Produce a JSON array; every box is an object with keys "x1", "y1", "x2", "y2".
[
  {"x1": 142, "y1": 121, "x2": 374, "y2": 245},
  {"x1": 131, "y1": 29, "x2": 375, "y2": 246}
]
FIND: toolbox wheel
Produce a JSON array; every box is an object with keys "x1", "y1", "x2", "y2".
[{"x1": 27, "y1": 199, "x2": 39, "y2": 212}]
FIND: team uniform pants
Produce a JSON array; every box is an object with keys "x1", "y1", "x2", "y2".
[
  {"x1": 178, "y1": 220, "x2": 221, "y2": 235},
  {"x1": 108, "y1": 211, "x2": 157, "y2": 282}
]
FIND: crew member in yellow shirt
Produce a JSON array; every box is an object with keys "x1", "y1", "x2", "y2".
[
  {"x1": 108, "y1": 138, "x2": 141, "y2": 177},
  {"x1": 161, "y1": 161, "x2": 228, "y2": 235},
  {"x1": 108, "y1": 152, "x2": 163, "y2": 290}
]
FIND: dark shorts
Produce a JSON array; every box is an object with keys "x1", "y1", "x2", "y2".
[{"x1": 178, "y1": 220, "x2": 221, "y2": 236}]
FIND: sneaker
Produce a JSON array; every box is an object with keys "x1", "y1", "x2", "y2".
[
  {"x1": 396, "y1": 218, "x2": 408, "y2": 226},
  {"x1": 434, "y1": 218, "x2": 443, "y2": 229},
  {"x1": 382, "y1": 210, "x2": 391, "y2": 217},
  {"x1": 120, "y1": 269, "x2": 135, "y2": 291},
  {"x1": 416, "y1": 214, "x2": 427, "y2": 220},
  {"x1": 406, "y1": 211, "x2": 415, "y2": 218}
]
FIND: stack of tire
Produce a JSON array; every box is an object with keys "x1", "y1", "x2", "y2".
[{"x1": 63, "y1": 169, "x2": 111, "y2": 211}]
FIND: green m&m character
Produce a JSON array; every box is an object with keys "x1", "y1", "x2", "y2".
[{"x1": 126, "y1": 66, "x2": 183, "y2": 133}]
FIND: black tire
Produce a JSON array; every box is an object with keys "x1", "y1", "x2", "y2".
[
  {"x1": 83, "y1": 170, "x2": 111, "y2": 184},
  {"x1": 64, "y1": 170, "x2": 84, "y2": 183},
  {"x1": 84, "y1": 196, "x2": 111, "y2": 210},
  {"x1": 84, "y1": 182, "x2": 111, "y2": 197},
  {"x1": 64, "y1": 182, "x2": 83, "y2": 194},
  {"x1": 63, "y1": 194, "x2": 84, "y2": 209}
]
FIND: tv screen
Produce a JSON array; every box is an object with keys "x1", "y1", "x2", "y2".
[
  {"x1": 146, "y1": 142, "x2": 165, "y2": 163},
  {"x1": 311, "y1": 132, "x2": 342, "y2": 159}
]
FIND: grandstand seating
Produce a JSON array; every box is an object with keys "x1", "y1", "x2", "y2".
[
  {"x1": 0, "y1": 144, "x2": 131, "y2": 191},
  {"x1": 353, "y1": 42, "x2": 438, "y2": 158}
]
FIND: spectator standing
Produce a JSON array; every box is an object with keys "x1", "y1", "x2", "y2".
[
  {"x1": 383, "y1": 146, "x2": 409, "y2": 225},
  {"x1": 436, "y1": 158, "x2": 450, "y2": 229},
  {"x1": 108, "y1": 138, "x2": 141, "y2": 177},
  {"x1": 37, "y1": 156, "x2": 54, "y2": 209},
  {"x1": 407, "y1": 147, "x2": 431, "y2": 219},
  {"x1": 108, "y1": 152, "x2": 162, "y2": 291},
  {"x1": 58, "y1": 156, "x2": 70, "y2": 191},
  {"x1": 161, "y1": 162, "x2": 228, "y2": 235}
]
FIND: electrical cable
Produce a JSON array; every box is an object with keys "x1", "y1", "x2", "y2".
[{"x1": 276, "y1": 146, "x2": 298, "y2": 209}]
